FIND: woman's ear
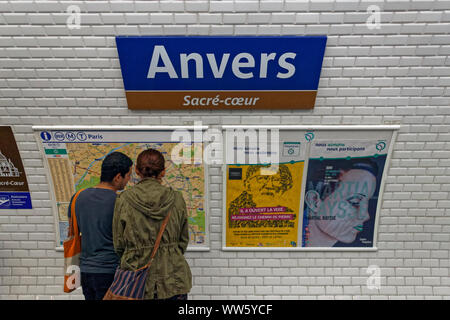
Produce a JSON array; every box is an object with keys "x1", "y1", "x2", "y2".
[
  {"x1": 305, "y1": 190, "x2": 321, "y2": 213},
  {"x1": 135, "y1": 166, "x2": 143, "y2": 179},
  {"x1": 158, "y1": 169, "x2": 166, "y2": 180}
]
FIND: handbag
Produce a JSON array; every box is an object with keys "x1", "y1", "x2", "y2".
[
  {"x1": 103, "y1": 210, "x2": 172, "y2": 300},
  {"x1": 63, "y1": 189, "x2": 84, "y2": 293}
]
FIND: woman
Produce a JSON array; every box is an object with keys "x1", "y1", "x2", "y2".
[
  {"x1": 113, "y1": 148, "x2": 192, "y2": 300},
  {"x1": 302, "y1": 158, "x2": 380, "y2": 247}
]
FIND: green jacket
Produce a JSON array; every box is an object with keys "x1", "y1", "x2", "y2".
[{"x1": 113, "y1": 177, "x2": 192, "y2": 300}]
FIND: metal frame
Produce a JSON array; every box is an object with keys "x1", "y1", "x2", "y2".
[
  {"x1": 32, "y1": 125, "x2": 209, "y2": 131},
  {"x1": 32, "y1": 125, "x2": 210, "y2": 252},
  {"x1": 221, "y1": 125, "x2": 399, "y2": 252}
]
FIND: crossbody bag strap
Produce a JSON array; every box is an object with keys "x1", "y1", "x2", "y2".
[
  {"x1": 138, "y1": 210, "x2": 172, "y2": 271},
  {"x1": 68, "y1": 189, "x2": 84, "y2": 238}
]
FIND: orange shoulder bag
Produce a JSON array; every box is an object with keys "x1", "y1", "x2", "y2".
[{"x1": 63, "y1": 189, "x2": 84, "y2": 293}]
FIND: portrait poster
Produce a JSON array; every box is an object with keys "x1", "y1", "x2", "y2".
[
  {"x1": 34, "y1": 128, "x2": 208, "y2": 249},
  {"x1": 0, "y1": 126, "x2": 32, "y2": 209},
  {"x1": 301, "y1": 140, "x2": 389, "y2": 248},
  {"x1": 225, "y1": 131, "x2": 306, "y2": 247}
]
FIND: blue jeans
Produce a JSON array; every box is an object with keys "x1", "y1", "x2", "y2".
[{"x1": 81, "y1": 272, "x2": 115, "y2": 300}]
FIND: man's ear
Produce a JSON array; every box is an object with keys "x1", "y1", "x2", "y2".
[
  {"x1": 305, "y1": 190, "x2": 321, "y2": 213},
  {"x1": 113, "y1": 172, "x2": 123, "y2": 185}
]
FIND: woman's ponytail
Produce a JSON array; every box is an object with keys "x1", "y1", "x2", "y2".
[{"x1": 136, "y1": 149, "x2": 165, "y2": 179}]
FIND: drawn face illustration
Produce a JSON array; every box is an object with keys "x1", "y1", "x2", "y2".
[
  {"x1": 245, "y1": 166, "x2": 290, "y2": 205},
  {"x1": 308, "y1": 169, "x2": 377, "y2": 244},
  {"x1": 249, "y1": 173, "x2": 283, "y2": 195}
]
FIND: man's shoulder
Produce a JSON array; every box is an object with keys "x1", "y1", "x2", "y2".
[
  {"x1": 83, "y1": 187, "x2": 116, "y2": 194},
  {"x1": 77, "y1": 187, "x2": 117, "y2": 203}
]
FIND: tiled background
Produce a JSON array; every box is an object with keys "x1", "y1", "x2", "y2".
[{"x1": 0, "y1": 0, "x2": 449, "y2": 299}]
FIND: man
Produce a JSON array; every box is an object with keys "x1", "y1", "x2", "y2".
[{"x1": 68, "y1": 151, "x2": 133, "y2": 300}]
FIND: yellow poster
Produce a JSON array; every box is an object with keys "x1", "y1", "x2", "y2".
[{"x1": 226, "y1": 162, "x2": 304, "y2": 247}]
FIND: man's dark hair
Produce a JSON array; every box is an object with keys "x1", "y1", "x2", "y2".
[{"x1": 100, "y1": 152, "x2": 133, "y2": 183}]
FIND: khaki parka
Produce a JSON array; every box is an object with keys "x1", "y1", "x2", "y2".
[{"x1": 112, "y1": 177, "x2": 192, "y2": 300}]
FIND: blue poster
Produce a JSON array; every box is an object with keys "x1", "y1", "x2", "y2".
[{"x1": 302, "y1": 140, "x2": 388, "y2": 248}]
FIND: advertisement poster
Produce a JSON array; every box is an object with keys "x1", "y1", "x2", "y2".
[
  {"x1": 225, "y1": 133, "x2": 306, "y2": 247},
  {"x1": 302, "y1": 140, "x2": 389, "y2": 248},
  {"x1": 0, "y1": 126, "x2": 32, "y2": 209},
  {"x1": 36, "y1": 129, "x2": 207, "y2": 248}
]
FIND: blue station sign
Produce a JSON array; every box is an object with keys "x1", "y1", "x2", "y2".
[{"x1": 116, "y1": 36, "x2": 327, "y2": 110}]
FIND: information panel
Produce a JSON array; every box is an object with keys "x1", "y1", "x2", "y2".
[
  {"x1": 0, "y1": 126, "x2": 32, "y2": 209},
  {"x1": 34, "y1": 127, "x2": 209, "y2": 250},
  {"x1": 223, "y1": 126, "x2": 397, "y2": 251}
]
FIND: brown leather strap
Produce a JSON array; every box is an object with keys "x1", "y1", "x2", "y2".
[
  {"x1": 68, "y1": 189, "x2": 84, "y2": 238},
  {"x1": 139, "y1": 210, "x2": 172, "y2": 271}
]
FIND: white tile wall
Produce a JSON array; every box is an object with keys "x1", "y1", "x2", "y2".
[{"x1": 0, "y1": 0, "x2": 449, "y2": 300}]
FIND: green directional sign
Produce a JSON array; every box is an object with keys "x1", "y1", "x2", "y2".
[{"x1": 45, "y1": 149, "x2": 67, "y2": 155}]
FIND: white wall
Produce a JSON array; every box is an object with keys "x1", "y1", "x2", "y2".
[{"x1": 0, "y1": 0, "x2": 449, "y2": 300}]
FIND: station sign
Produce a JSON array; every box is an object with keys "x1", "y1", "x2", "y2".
[{"x1": 116, "y1": 36, "x2": 327, "y2": 110}]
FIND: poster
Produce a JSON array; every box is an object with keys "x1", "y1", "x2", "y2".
[
  {"x1": 0, "y1": 126, "x2": 32, "y2": 209},
  {"x1": 35, "y1": 129, "x2": 207, "y2": 249},
  {"x1": 301, "y1": 140, "x2": 389, "y2": 248},
  {"x1": 225, "y1": 132, "x2": 306, "y2": 247}
]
